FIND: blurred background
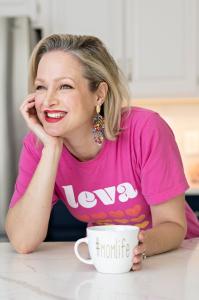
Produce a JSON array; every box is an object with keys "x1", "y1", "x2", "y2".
[{"x1": 0, "y1": 0, "x2": 199, "y2": 242}]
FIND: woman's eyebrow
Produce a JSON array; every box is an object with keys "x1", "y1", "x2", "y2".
[{"x1": 34, "y1": 76, "x2": 75, "y2": 83}]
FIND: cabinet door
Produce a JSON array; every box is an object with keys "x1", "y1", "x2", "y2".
[
  {"x1": 48, "y1": 0, "x2": 124, "y2": 69},
  {"x1": 125, "y1": 0, "x2": 197, "y2": 98},
  {"x1": 0, "y1": 0, "x2": 36, "y2": 20}
]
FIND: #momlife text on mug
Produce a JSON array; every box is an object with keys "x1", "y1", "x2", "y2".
[
  {"x1": 96, "y1": 237, "x2": 131, "y2": 259},
  {"x1": 74, "y1": 225, "x2": 139, "y2": 274}
]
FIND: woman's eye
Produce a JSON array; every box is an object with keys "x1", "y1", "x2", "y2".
[
  {"x1": 60, "y1": 84, "x2": 73, "y2": 89},
  {"x1": 35, "y1": 85, "x2": 45, "y2": 90}
]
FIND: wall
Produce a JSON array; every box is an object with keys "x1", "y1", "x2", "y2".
[{"x1": 132, "y1": 99, "x2": 199, "y2": 192}]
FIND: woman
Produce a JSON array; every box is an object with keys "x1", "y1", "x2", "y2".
[{"x1": 5, "y1": 34, "x2": 199, "y2": 271}]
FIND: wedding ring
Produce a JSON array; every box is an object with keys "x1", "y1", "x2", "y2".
[{"x1": 142, "y1": 251, "x2": 147, "y2": 260}]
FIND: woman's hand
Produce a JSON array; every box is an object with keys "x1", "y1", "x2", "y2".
[
  {"x1": 132, "y1": 230, "x2": 147, "y2": 271},
  {"x1": 20, "y1": 93, "x2": 63, "y2": 149}
]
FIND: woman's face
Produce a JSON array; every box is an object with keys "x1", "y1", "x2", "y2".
[{"x1": 34, "y1": 50, "x2": 98, "y2": 138}]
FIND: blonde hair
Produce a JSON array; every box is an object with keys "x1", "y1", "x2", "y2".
[{"x1": 29, "y1": 34, "x2": 130, "y2": 140}]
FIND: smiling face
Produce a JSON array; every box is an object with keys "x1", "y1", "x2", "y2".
[{"x1": 34, "y1": 50, "x2": 99, "y2": 139}]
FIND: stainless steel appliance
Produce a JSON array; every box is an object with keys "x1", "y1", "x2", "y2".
[{"x1": 0, "y1": 17, "x2": 39, "y2": 240}]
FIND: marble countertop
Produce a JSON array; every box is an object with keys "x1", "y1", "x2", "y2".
[{"x1": 0, "y1": 238, "x2": 199, "y2": 300}]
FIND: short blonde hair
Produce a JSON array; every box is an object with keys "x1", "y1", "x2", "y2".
[{"x1": 29, "y1": 34, "x2": 130, "y2": 140}]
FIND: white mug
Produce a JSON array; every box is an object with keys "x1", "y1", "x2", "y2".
[{"x1": 74, "y1": 225, "x2": 139, "y2": 274}]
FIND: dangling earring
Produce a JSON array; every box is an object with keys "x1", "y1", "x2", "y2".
[{"x1": 92, "y1": 104, "x2": 105, "y2": 145}]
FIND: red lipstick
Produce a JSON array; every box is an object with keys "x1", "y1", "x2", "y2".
[{"x1": 44, "y1": 110, "x2": 67, "y2": 123}]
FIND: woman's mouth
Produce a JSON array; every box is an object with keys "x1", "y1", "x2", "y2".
[{"x1": 44, "y1": 110, "x2": 67, "y2": 123}]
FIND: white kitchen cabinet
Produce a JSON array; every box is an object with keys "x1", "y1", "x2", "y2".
[
  {"x1": 46, "y1": 0, "x2": 198, "y2": 98},
  {"x1": 0, "y1": 0, "x2": 37, "y2": 21},
  {"x1": 125, "y1": 0, "x2": 198, "y2": 98},
  {"x1": 45, "y1": 0, "x2": 198, "y2": 98},
  {"x1": 1, "y1": 0, "x2": 198, "y2": 98},
  {"x1": 47, "y1": 0, "x2": 124, "y2": 72},
  {"x1": 0, "y1": 0, "x2": 51, "y2": 33}
]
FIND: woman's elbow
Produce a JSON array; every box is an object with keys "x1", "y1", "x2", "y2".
[
  {"x1": 15, "y1": 244, "x2": 36, "y2": 254},
  {"x1": 5, "y1": 222, "x2": 42, "y2": 254},
  {"x1": 11, "y1": 241, "x2": 38, "y2": 254},
  {"x1": 6, "y1": 231, "x2": 38, "y2": 254}
]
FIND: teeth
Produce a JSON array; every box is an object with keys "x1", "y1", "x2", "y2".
[{"x1": 46, "y1": 112, "x2": 66, "y2": 118}]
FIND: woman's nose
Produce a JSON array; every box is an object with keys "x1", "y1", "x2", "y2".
[{"x1": 43, "y1": 91, "x2": 59, "y2": 107}]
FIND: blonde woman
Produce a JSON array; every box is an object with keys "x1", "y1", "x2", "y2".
[{"x1": 5, "y1": 34, "x2": 199, "y2": 271}]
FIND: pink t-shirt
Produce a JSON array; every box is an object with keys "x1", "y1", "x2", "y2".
[{"x1": 10, "y1": 107, "x2": 199, "y2": 238}]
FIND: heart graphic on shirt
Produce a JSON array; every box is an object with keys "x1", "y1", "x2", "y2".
[
  {"x1": 77, "y1": 215, "x2": 90, "y2": 222},
  {"x1": 130, "y1": 214, "x2": 145, "y2": 223},
  {"x1": 91, "y1": 212, "x2": 107, "y2": 219},
  {"x1": 109, "y1": 210, "x2": 125, "y2": 218},
  {"x1": 125, "y1": 204, "x2": 142, "y2": 216},
  {"x1": 113, "y1": 219, "x2": 129, "y2": 224},
  {"x1": 135, "y1": 220, "x2": 149, "y2": 229},
  {"x1": 95, "y1": 219, "x2": 112, "y2": 225}
]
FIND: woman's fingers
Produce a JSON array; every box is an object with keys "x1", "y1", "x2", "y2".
[
  {"x1": 20, "y1": 96, "x2": 35, "y2": 111},
  {"x1": 132, "y1": 250, "x2": 146, "y2": 271},
  {"x1": 132, "y1": 230, "x2": 147, "y2": 271},
  {"x1": 20, "y1": 94, "x2": 36, "y2": 109},
  {"x1": 134, "y1": 243, "x2": 146, "y2": 256},
  {"x1": 19, "y1": 94, "x2": 64, "y2": 149},
  {"x1": 133, "y1": 253, "x2": 142, "y2": 264},
  {"x1": 20, "y1": 94, "x2": 41, "y2": 125},
  {"x1": 132, "y1": 252, "x2": 142, "y2": 271},
  {"x1": 138, "y1": 230, "x2": 145, "y2": 243},
  {"x1": 20, "y1": 96, "x2": 35, "y2": 116},
  {"x1": 19, "y1": 94, "x2": 48, "y2": 143},
  {"x1": 132, "y1": 262, "x2": 142, "y2": 271},
  {"x1": 21, "y1": 100, "x2": 35, "y2": 113}
]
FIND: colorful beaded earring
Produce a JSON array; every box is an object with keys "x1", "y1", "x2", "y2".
[{"x1": 92, "y1": 104, "x2": 105, "y2": 145}]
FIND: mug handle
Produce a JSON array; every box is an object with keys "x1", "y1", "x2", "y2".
[{"x1": 74, "y1": 237, "x2": 93, "y2": 265}]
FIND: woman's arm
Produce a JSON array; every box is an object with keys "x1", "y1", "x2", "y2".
[
  {"x1": 5, "y1": 94, "x2": 64, "y2": 254},
  {"x1": 144, "y1": 194, "x2": 187, "y2": 256},
  {"x1": 132, "y1": 194, "x2": 187, "y2": 270},
  {"x1": 5, "y1": 144, "x2": 62, "y2": 254}
]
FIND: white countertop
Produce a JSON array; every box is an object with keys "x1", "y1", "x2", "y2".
[{"x1": 1, "y1": 238, "x2": 199, "y2": 300}]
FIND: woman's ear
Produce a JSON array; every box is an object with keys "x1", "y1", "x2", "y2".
[{"x1": 96, "y1": 82, "x2": 108, "y2": 105}]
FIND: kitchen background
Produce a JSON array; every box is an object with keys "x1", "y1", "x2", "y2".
[{"x1": 0, "y1": 0, "x2": 199, "y2": 241}]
